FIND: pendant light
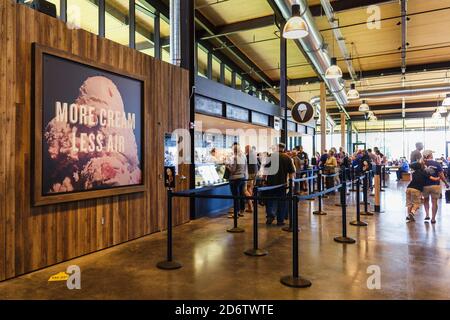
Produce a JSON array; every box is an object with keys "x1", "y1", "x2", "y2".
[
  {"x1": 359, "y1": 100, "x2": 370, "y2": 112},
  {"x1": 436, "y1": 105, "x2": 447, "y2": 114},
  {"x1": 347, "y1": 83, "x2": 360, "y2": 100},
  {"x1": 325, "y1": 57, "x2": 342, "y2": 79},
  {"x1": 432, "y1": 111, "x2": 442, "y2": 119},
  {"x1": 442, "y1": 93, "x2": 450, "y2": 107},
  {"x1": 283, "y1": 4, "x2": 309, "y2": 39}
]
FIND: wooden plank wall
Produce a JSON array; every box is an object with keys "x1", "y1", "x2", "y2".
[{"x1": 0, "y1": 0, "x2": 191, "y2": 281}]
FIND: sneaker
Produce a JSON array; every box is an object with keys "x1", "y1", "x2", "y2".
[
  {"x1": 228, "y1": 213, "x2": 238, "y2": 219},
  {"x1": 266, "y1": 217, "x2": 274, "y2": 225},
  {"x1": 408, "y1": 213, "x2": 415, "y2": 222},
  {"x1": 277, "y1": 221, "x2": 286, "y2": 226},
  {"x1": 424, "y1": 216, "x2": 430, "y2": 221},
  {"x1": 238, "y1": 212, "x2": 244, "y2": 217}
]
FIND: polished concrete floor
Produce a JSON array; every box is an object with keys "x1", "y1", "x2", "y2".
[{"x1": 1, "y1": 178, "x2": 450, "y2": 300}]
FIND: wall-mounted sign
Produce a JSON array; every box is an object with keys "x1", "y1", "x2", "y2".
[
  {"x1": 226, "y1": 104, "x2": 249, "y2": 122},
  {"x1": 195, "y1": 95, "x2": 223, "y2": 116},
  {"x1": 274, "y1": 116, "x2": 282, "y2": 131},
  {"x1": 164, "y1": 166, "x2": 176, "y2": 189},
  {"x1": 292, "y1": 101, "x2": 314, "y2": 123},
  {"x1": 33, "y1": 44, "x2": 145, "y2": 206}
]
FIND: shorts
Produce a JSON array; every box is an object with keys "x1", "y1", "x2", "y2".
[
  {"x1": 422, "y1": 185, "x2": 441, "y2": 200},
  {"x1": 246, "y1": 173, "x2": 256, "y2": 189},
  {"x1": 406, "y1": 188, "x2": 422, "y2": 209}
]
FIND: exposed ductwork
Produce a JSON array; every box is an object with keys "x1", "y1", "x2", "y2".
[
  {"x1": 359, "y1": 84, "x2": 450, "y2": 99},
  {"x1": 273, "y1": 0, "x2": 349, "y2": 117},
  {"x1": 170, "y1": 0, "x2": 181, "y2": 66}
]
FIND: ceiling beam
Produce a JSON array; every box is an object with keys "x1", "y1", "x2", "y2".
[
  {"x1": 281, "y1": 60, "x2": 450, "y2": 86},
  {"x1": 309, "y1": 0, "x2": 395, "y2": 17},
  {"x1": 195, "y1": 11, "x2": 275, "y2": 88},
  {"x1": 346, "y1": 111, "x2": 439, "y2": 121},
  {"x1": 198, "y1": 15, "x2": 275, "y2": 40},
  {"x1": 328, "y1": 101, "x2": 439, "y2": 114}
]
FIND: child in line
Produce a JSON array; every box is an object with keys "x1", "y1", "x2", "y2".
[{"x1": 405, "y1": 162, "x2": 440, "y2": 222}]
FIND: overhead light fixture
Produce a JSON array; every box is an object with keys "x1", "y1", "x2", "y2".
[
  {"x1": 347, "y1": 83, "x2": 360, "y2": 100},
  {"x1": 283, "y1": 4, "x2": 309, "y2": 39},
  {"x1": 359, "y1": 100, "x2": 370, "y2": 112},
  {"x1": 325, "y1": 57, "x2": 342, "y2": 79},
  {"x1": 432, "y1": 111, "x2": 442, "y2": 119},
  {"x1": 442, "y1": 93, "x2": 450, "y2": 107},
  {"x1": 369, "y1": 114, "x2": 378, "y2": 121}
]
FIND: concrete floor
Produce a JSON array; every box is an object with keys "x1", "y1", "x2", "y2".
[{"x1": 1, "y1": 178, "x2": 450, "y2": 300}]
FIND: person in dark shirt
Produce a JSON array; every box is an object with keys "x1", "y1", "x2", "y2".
[
  {"x1": 405, "y1": 162, "x2": 439, "y2": 222},
  {"x1": 294, "y1": 145, "x2": 309, "y2": 193},
  {"x1": 318, "y1": 150, "x2": 329, "y2": 170},
  {"x1": 264, "y1": 143, "x2": 296, "y2": 226},
  {"x1": 422, "y1": 150, "x2": 449, "y2": 223}
]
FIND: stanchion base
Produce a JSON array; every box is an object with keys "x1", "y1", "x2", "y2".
[
  {"x1": 280, "y1": 275, "x2": 312, "y2": 288},
  {"x1": 334, "y1": 236, "x2": 356, "y2": 244},
  {"x1": 312, "y1": 210, "x2": 327, "y2": 215},
  {"x1": 244, "y1": 248, "x2": 268, "y2": 257},
  {"x1": 227, "y1": 227, "x2": 245, "y2": 233},
  {"x1": 156, "y1": 260, "x2": 182, "y2": 270},
  {"x1": 350, "y1": 220, "x2": 368, "y2": 227},
  {"x1": 360, "y1": 211, "x2": 375, "y2": 216}
]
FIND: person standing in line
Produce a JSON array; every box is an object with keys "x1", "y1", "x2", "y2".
[
  {"x1": 405, "y1": 162, "x2": 440, "y2": 223},
  {"x1": 318, "y1": 149, "x2": 329, "y2": 170},
  {"x1": 245, "y1": 145, "x2": 258, "y2": 212},
  {"x1": 226, "y1": 142, "x2": 248, "y2": 218},
  {"x1": 422, "y1": 150, "x2": 449, "y2": 224},
  {"x1": 264, "y1": 143, "x2": 296, "y2": 226},
  {"x1": 324, "y1": 149, "x2": 339, "y2": 188},
  {"x1": 410, "y1": 142, "x2": 424, "y2": 164},
  {"x1": 294, "y1": 145, "x2": 309, "y2": 194}
]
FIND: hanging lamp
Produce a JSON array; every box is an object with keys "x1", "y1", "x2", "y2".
[
  {"x1": 325, "y1": 57, "x2": 342, "y2": 79},
  {"x1": 347, "y1": 83, "x2": 360, "y2": 100},
  {"x1": 359, "y1": 100, "x2": 370, "y2": 112},
  {"x1": 283, "y1": 4, "x2": 309, "y2": 39}
]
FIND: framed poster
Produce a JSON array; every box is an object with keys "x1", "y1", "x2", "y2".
[{"x1": 33, "y1": 44, "x2": 145, "y2": 206}]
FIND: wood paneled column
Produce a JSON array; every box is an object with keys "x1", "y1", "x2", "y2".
[
  {"x1": 341, "y1": 113, "x2": 346, "y2": 151},
  {"x1": 320, "y1": 82, "x2": 327, "y2": 153}
]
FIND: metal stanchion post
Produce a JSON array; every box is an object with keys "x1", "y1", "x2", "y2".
[
  {"x1": 334, "y1": 173, "x2": 356, "y2": 244},
  {"x1": 380, "y1": 165, "x2": 385, "y2": 192},
  {"x1": 307, "y1": 170, "x2": 314, "y2": 201},
  {"x1": 245, "y1": 186, "x2": 268, "y2": 256},
  {"x1": 374, "y1": 164, "x2": 384, "y2": 213},
  {"x1": 227, "y1": 189, "x2": 245, "y2": 233},
  {"x1": 361, "y1": 172, "x2": 374, "y2": 216},
  {"x1": 350, "y1": 167, "x2": 357, "y2": 192},
  {"x1": 350, "y1": 176, "x2": 368, "y2": 227},
  {"x1": 283, "y1": 180, "x2": 295, "y2": 232},
  {"x1": 313, "y1": 171, "x2": 327, "y2": 215},
  {"x1": 280, "y1": 195, "x2": 312, "y2": 288},
  {"x1": 157, "y1": 189, "x2": 182, "y2": 270},
  {"x1": 382, "y1": 165, "x2": 388, "y2": 189}
]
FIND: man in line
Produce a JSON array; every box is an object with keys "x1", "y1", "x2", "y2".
[
  {"x1": 294, "y1": 145, "x2": 309, "y2": 194},
  {"x1": 264, "y1": 143, "x2": 296, "y2": 226},
  {"x1": 410, "y1": 142, "x2": 424, "y2": 164},
  {"x1": 422, "y1": 150, "x2": 449, "y2": 224}
]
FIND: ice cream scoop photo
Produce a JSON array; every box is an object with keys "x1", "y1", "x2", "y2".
[{"x1": 43, "y1": 75, "x2": 142, "y2": 194}]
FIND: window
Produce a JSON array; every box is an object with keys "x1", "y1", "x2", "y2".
[
  {"x1": 235, "y1": 74, "x2": 242, "y2": 90},
  {"x1": 197, "y1": 45, "x2": 208, "y2": 77},
  {"x1": 211, "y1": 56, "x2": 221, "y2": 82},
  {"x1": 160, "y1": 15, "x2": 170, "y2": 62},
  {"x1": 67, "y1": 0, "x2": 99, "y2": 34},
  {"x1": 135, "y1": 0, "x2": 155, "y2": 57},
  {"x1": 224, "y1": 66, "x2": 232, "y2": 87},
  {"x1": 105, "y1": 0, "x2": 129, "y2": 46}
]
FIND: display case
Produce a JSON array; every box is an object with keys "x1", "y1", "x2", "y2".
[{"x1": 195, "y1": 163, "x2": 227, "y2": 187}]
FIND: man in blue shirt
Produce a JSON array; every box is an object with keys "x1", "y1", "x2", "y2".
[{"x1": 423, "y1": 150, "x2": 449, "y2": 223}]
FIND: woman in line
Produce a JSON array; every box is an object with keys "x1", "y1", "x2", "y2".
[{"x1": 226, "y1": 142, "x2": 248, "y2": 218}]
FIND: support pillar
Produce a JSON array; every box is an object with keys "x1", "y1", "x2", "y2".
[
  {"x1": 340, "y1": 113, "x2": 346, "y2": 151},
  {"x1": 320, "y1": 83, "x2": 327, "y2": 153},
  {"x1": 280, "y1": 21, "x2": 288, "y2": 146}
]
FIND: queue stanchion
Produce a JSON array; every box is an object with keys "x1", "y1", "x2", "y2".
[
  {"x1": 374, "y1": 165, "x2": 384, "y2": 213},
  {"x1": 313, "y1": 171, "x2": 327, "y2": 215},
  {"x1": 350, "y1": 176, "x2": 368, "y2": 227},
  {"x1": 349, "y1": 167, "x2": 357, "y2": 192},
  {"x1": 307, "y1": 170, "x2": 314, "y2": 201},
  {"x1": 227, "y1": 187, "x2": 245, "y2": 233},
  {"x1": 382, "y1": 165, "x2": 388, "y2": 189},
  {"x1": 157, "y1": 188, "x2": 182, "y2": 270},
  {"x1": 380, "y1": 165, "x2": 385, "y2": 192},
  {"x1": 280, "y1": 195, "x2": 312, "y2": 288},
  {"x1": 334, "y1": 172, "x2": 356, "y2": 244},
  {"x1": 245, "y1": 186, "x2": 268, "y2": 256},
  {"x1": 361, "y1": 171, "x2": 374, "y2": 216},
  {"x1": 282, "y1": 180, "x2": 295, "y2": 232}
]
